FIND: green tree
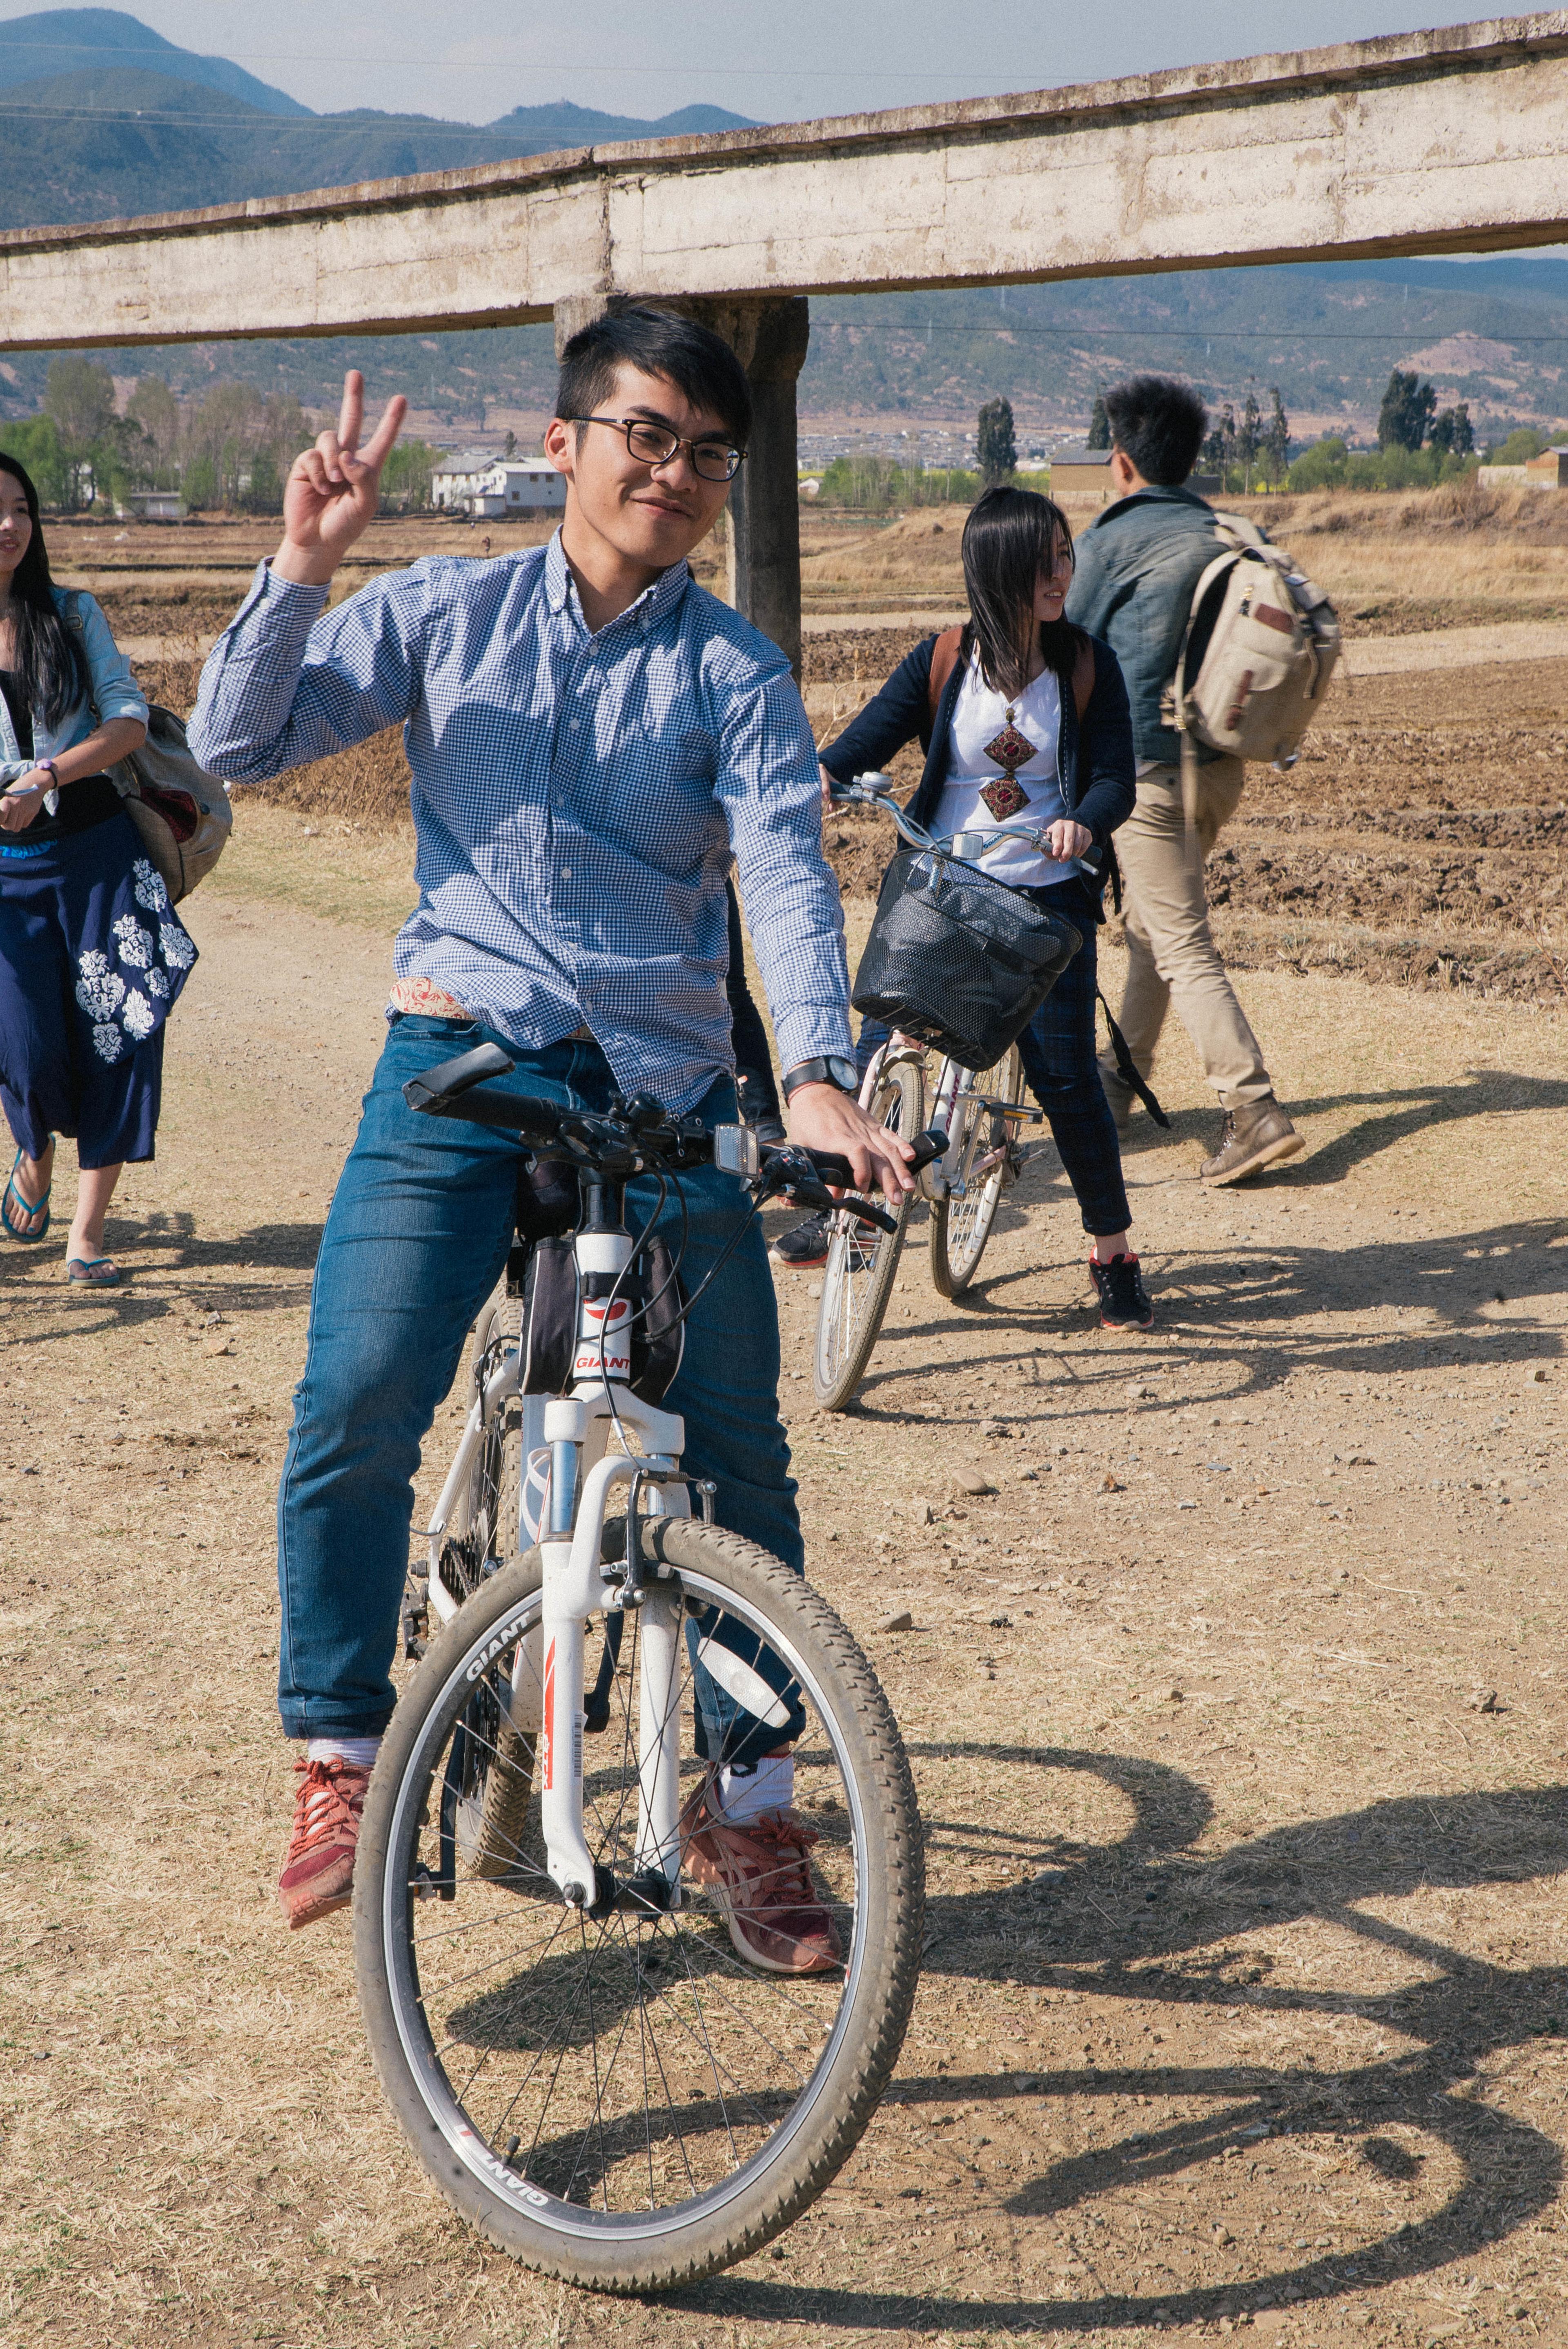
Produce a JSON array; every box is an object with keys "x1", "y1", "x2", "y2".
[
  {"x1": 1261, "y1": 387, "x2": 1290, "y2": 484},
  {"x1": 1086, "y1": 392, "x2": 1109, "y2": 451},
  {"x1": 1486, "y1": 424, "x2": 1546, "y2": 466},
  {"x1": 1287, "y1": 435, "x2": 1349, "y2": 491},
  {"x1": 381, "y1": 438, "x2": 445, "y2": 510},
  {"x1": 1202, "y1": 403, "x2": 1236, "y2": 477},
  {"x1": 0, "y1": 414, "x2": 71, "y2": 506},
  {"x1": 1377, "y1": 369, "x2": 1437, "y2": 452},
  {"x1": 976, "y1": 396, "x2": 1016, "y2": 486},
  {"x1": 127, "y1": 375, "x2": 179, "y2": 484},
  {"x1": 1236, "y1": 392, "x2": 1262, "y2": 487},
  {"x1": 1429, "y1": 402, "x2": 1474, "y2": 459},
  {"x1": 45, "y1": 356, "x2": 116, "y2": 453}
]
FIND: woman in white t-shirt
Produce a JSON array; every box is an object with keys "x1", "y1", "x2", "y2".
[{"x1": 801, "y1": 486, "x2": 1152, "y2": 1330}]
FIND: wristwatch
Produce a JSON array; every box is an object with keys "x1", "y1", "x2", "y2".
[{"x1": 781, "y1": 1054, "x2": 860, "y2": 1103}]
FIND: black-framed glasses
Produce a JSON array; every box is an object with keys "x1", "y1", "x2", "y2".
[{"x1": 566, "y1": 415, "x2": 744, "y2": 483}]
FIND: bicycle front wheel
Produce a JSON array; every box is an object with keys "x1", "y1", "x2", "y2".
[
  {"x1": 811, "y1": 1057, "x2": 922, "y2": 1412},
  {"x1": 353, "y1": 1520, "x2": 924, "y2": 2292},
  {"x1": 929, "y1": 1043, "x2": 1026, "y2": 1298}
]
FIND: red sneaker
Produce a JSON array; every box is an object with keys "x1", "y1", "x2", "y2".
[
  {"x1": 277, "y1": 1757, "x2": 372, "y2": 1930},
  {"x1": 682, "y1": 1796, "x2": 843, "y2": 1975}
]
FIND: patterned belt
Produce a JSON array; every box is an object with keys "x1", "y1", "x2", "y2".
[{"x1": 388, "y1": 976, "x2": 592, "y2": 1042}]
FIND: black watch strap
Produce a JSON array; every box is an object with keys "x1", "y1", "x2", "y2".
[{"x1": 782, "y1": 1055, "x2": 857, "y2": 1103}]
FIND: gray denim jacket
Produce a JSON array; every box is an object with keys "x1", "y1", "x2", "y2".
[
  {"x1": 1064, "y1": 486, "x2": 1228, "y2": 771},
  {"x1": 0, "y1": 587, "x2": 148, "y2": 790}
]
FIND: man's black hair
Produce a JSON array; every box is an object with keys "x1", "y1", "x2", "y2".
[
  {"x1": 556, "y1": 305, "x2": 752, "y2": 450},
  {"x1": 1103, "y1": 374, "x2": 1208, "y2": 488}
]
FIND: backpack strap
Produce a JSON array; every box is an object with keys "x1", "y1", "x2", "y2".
[
  {"x1": 1071, "y1": 634, "x2": 1094, "y2": 724},
  {"x1": 926, "y1": 625, "x2": 965, "y2": 728},
  {"x1": 1098, "y1": 992, "x2": 1170, "y2": 1128}
]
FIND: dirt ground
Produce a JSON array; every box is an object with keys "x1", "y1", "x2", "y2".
[{"x1": 5, "y1": 501, "x2": 1568, "y2": 2347}]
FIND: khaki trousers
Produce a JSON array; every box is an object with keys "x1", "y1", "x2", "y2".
[{"x1": 1101, "y1": 757, "x2": 1274, "y2": 1110}]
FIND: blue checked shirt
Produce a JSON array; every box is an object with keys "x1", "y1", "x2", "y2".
[{"x1": 189, "y1": 533, "x2": 852, "y2": 1112}]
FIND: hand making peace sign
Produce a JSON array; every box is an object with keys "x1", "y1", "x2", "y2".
[{"x1": 273, "y1": 370, "x2": 408, "y2": 586}]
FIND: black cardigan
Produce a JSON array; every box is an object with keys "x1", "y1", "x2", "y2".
[{"x1": 818, "y1": 629, "x2": 1138, "y2": 862}]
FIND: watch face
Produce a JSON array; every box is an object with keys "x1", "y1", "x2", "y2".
[{"x1": 828, "y1": 1056, "x2": 859, "y2": 1093}]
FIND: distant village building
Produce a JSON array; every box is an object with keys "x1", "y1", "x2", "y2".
[
  {"x1": 431, "y1": 452, "x2": 566, "y2": 517},
  {"x1": 1526, "y1": 447, "x2": 1568, "y2": 488},
  {"x1": 1049, "y1": 447, "x2": 1116, "y2": 500},
  {"x1": 120, "y1": 489, "x2": 186, "y2": 522},
  {"x1": 1049, "y1": 448, "x2": 1222, "y2": 504}
]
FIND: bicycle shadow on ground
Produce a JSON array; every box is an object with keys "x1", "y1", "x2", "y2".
[
  {"x1": 682, "y1": 1749, "x2": 1568, "y2": 2333},
  {"x1": 840, "y1": 1212, "x2": 1566, "y2": 1428}
]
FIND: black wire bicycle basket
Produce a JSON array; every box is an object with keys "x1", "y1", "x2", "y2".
[{"x1": 851, "y1": 847, "x2": 1082, "y2": 1071}]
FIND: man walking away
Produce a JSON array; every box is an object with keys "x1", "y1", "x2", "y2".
[{"x1": 1065, "y1": 375, "x2": 1304, "y2": 1184}]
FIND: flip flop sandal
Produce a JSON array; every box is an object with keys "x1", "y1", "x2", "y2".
[
  {"x1": 1, "y1": 1146, "x2": 51, "y2": 1242},
  {"x1": 66, "y1": 1256, "x2": 120, "y2": 1286}
]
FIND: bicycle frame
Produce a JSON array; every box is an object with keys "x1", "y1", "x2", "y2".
[{"x1": 423, "y1": 1205, "x2": 700, "y2": 1919}]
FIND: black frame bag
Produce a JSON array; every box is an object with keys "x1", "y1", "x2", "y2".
[{"x1": 851, "y1": 847, "x2": 1082, "y2": 1072}]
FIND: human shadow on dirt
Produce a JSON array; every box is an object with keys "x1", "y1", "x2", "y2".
[{"x1": 686, "y1": 1748, "x2": 1568, "y2": 2333}]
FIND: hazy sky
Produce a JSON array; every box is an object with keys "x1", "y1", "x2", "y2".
[{"x1": 4, "y1": 0, "x2": 1507, "y2": 123}]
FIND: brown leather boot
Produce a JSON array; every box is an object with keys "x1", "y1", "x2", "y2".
[{"x1": 1200, "y1": 1095, "x2": 1304, "y2": 1185}]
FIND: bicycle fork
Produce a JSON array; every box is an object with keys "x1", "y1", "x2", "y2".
[{"x1": 532, "y1": 1211, "x2": 695, "y2": 1918}]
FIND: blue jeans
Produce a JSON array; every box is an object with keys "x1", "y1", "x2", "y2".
[{"x1": 276, "y1": 1016, "x2": 804, "y2": 1756}]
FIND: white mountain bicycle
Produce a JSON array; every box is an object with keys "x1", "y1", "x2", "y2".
[{"x1": 353, "y1": 1042, "x2": 942, "y2": 2292}]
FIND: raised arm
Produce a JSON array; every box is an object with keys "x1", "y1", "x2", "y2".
[{"x1": 188, "y1": 370, "x2": 421, "y2": 783}]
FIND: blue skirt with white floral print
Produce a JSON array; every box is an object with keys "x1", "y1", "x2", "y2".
[{"x1": 0, "y1": 808, "x2": 197, "y2": 1167}]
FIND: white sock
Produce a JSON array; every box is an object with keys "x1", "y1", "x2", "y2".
[
  {"x1": 718, "y1": 1751, "x2": 794, "y2": 1823},
  {"x1": 307, "y1": 1735, "x2": 381, "y2": 1770}
]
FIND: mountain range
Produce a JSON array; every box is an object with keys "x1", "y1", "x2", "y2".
[{"x1": 2, "y1": 9, "x2": 1567, "y2": 441}]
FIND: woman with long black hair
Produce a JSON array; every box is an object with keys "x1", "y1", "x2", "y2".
[
  {"x1": 0, "y1": 453, "x2": 194, "y2": 1284},
  {"x1": 786, "y1": 484, "x2": 1153, "y2": 1329}
]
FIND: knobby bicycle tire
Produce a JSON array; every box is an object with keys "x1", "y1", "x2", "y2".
[
  {"x1": 929, "y1": 1043, "x2": 1025, "y2": 1299},
  {"x1": 811, "y1": 1059, "x2": 922, "y2": 1412},
  {"x1": 353, "y1": 1520, "x2": 924, "y2": 2292}
]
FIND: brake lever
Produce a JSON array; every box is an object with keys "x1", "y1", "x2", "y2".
[{"x1": 761, "y1": 1150, "x2": 899, "y2": 1235}]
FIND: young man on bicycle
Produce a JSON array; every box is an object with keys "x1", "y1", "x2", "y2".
[{"x1": 189, "y1": 306, "x2": 911, "y2": 1962}]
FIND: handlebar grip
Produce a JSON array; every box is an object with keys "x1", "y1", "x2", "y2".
[
  {"x1": 797, "y1": 1125, "x2": 947, "y2": 1188},
  {"x1": 404, "y1": 1074, "x2": 564, "y2": 1144}
]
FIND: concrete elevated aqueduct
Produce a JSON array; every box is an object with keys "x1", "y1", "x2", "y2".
[{"x1": 7, "y1": 11, "x2": 1568, "y2": 669}]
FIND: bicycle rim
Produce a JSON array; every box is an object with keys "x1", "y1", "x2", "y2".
[
  {"x1": 353, "y1": 1526, "x2": 923, "y2": 2289},
  {"x1": 930, "y1": 1044, "x2": 1024, "y2": 1297},
  {"x1": 811, "y1": 1059, "x2": 920, "y2": 1411}
]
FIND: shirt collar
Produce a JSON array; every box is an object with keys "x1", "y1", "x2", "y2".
[{"x1": 543, "y1": 527, "x2": 692, "y2": 635}]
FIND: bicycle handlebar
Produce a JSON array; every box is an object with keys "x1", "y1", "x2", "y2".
[
  {"x1": 830, "y1": 772, "x2": 1103, "y2": 877},
  {"x1": 403, "y1": 1042, "x2": 946, "y2": 1218}
]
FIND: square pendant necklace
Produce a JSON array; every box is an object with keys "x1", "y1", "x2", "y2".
[{"x1": 978, "y1": 706, "x2": 1036, "y2": 822}]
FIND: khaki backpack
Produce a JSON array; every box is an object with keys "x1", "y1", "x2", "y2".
[
  {"x1": 67, "y1": 594, "x2": 233, "y2": 903},
  {"x1": 1165, "y1": 513, "x2": 1341, "y2": 772}
]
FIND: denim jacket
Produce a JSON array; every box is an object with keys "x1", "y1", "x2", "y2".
[
  {"x1": 1064, "y1": 486, "x2": 1228, "y2": 770},
  {"x1": 0, "y1": 588, "x2": 148, "y2": 787},
  {"x1": 818, "y1": 629, "x2": 1136, "y2": 858}
]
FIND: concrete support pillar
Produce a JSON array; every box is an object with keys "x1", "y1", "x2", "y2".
[{"x1": 551, "y1": 292, "x2": 810, "y2": 678}]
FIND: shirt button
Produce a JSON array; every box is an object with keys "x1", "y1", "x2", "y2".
[{"x1": 560, "y1": 866, "x2": 572, "y2": 880}]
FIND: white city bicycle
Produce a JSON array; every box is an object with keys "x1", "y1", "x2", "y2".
[
  {"x1": 354, "y1": 1043, "x2": 941, "y2": 2292},
  {"x1": 813, "y1": 775, "x2": 1089, "y2": 1412}
]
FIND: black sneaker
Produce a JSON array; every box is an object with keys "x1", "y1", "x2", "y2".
[
  {"x1": 771, "y1": 1212, "x2": 833, "y2": 1269},
  {"x1": 1089, "y1": 1253, "x2": 1154, "y2": 1330}
]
